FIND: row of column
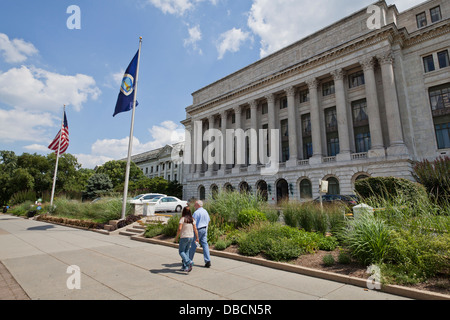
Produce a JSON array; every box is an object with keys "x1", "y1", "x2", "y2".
[{"x1": 190, "y1": 50, "x2": 407, "y2": 174}]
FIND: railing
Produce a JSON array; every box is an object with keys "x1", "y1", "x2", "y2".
[
  {"x1": 323, "y1": 156, "x2": 336, "y2": 163},
  {"x1": 351, "y1": 152, "x2": 368, "y2": 160}
]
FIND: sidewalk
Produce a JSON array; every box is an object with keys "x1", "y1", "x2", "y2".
[{"x1": 0, "y1": 214, "x2": 410, "y2": 301}]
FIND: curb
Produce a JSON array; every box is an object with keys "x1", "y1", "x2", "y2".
[{"x1": 131, "y1": 235, "x2": 450, "y2": 301}]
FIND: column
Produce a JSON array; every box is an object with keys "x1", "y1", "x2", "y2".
[
  {"x1": 219, "y1": 110, "x2": 227, "y2": 175},
  {"x1": 232, "y1": 105, "x2": 242, "y2": 174},
  {"x1": 361, "y1": 57, "x2": 385, "y2": 158},
  {"x1": 378, "y1": 51, "x2": 408, "y2": 156},
  {"x1": 206, "y1": 115, "x2": 215, "y2": 176},
  {"x1": 193, "y1": 119, "x2": 203, "y2": 174},
  {"x1": 306, "y1": 78, "x2": 323, "y2": 164},
  {"x1": 249, "y1": 100, "x2": 258, "y2": 171},
  {"x1": 286, "y1": 86, "x2": 299, "y2": 166},
  {"x1": 331, "y1": 69, "x2": 351, "y2": 161},
  {"x1": 265, "y1": 93, "x2": 276, "y2": 161}
]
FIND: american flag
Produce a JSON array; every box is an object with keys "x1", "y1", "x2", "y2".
[{"x1": 48, "y1": 111, "x2": 69, "y2": 154}]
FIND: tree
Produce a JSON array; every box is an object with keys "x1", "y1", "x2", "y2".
[
  {"x1": 83, "y1": 173, "x2": 113, "y2": 200},
  {"x1": 96, "y1": 160, "x2": 144, "y2": 189}
]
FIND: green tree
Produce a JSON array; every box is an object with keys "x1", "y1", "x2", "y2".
[
  {"x1": 0, "y1": 151, "x2": 18, "y2": 205},
  {"x1": 96, "y1": 160, "x2": 144, "y2": 189},
  {"x1": 83, "y1": 173, "x2": 113, "y2": 200}
]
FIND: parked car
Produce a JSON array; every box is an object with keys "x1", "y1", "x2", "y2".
[
  {"x1": 129, "y1": 193, "x2": 166, "y2": 204},
  {"x1": 148, "y1": 196, "x2": 188, "y2": 213},
  {"x1": 313, "y1": 194, "x2": 358, "y2": 207}
]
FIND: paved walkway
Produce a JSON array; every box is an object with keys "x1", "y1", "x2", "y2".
[{"x1": 0, "y1": 214, "x2": 409, "y2": 301}]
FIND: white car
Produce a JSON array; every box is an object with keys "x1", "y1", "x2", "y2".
[
  {"x1": 129, "y1": 193, "x2": 166, "y2": 204},
  {"x1": 149, "y1": 196, "x2": 188, "y2": 213}
]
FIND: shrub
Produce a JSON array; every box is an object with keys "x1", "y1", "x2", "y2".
[
  {"x1": 413, "y1": 156, "x2": 449, "y2": 205},
  {"x1": 282, "y1": 201, "x2": 345, "y2": 234},
  {"x1": 265, "y1": 238, "x2": 304, "y2": 261},
  {"x1": 237, "y1": 209, "x2": 267, "y2": 227},
  {"x1": 317, "y1": 236, "x2": 338, "y2": 251},
  {"x1": 338, "y1": 213, "x2": 392, "y2": 266},
  {"x1": 355, "y1": 176, "x2": 427, "y2": 204},
  {"x1": 338, "y1": 251, "x2": 352, "y2": 265},
  {"x1": 144, "y1": 222, "x2": 164, "y2": 238},
  {"x1": 204, "y1": 190, "x2": 264, "y2": 224},
  {"x1": 162, "y1": 214, "x2": 180, "y2": 237},
  {"x1": 322, "y1": 254, "x2": 335, "y2": 267},
  {"x1": 214, "y1": 239, "x2": 231, "y2": 251}
]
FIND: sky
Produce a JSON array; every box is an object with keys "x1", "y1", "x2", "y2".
[{"x1": 0, "y1": 0, "x2": 424, "y2": 169}]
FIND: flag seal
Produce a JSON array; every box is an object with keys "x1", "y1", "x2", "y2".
[{"x1": 120, "y1": 74, "x2": 134, "y2": 96}]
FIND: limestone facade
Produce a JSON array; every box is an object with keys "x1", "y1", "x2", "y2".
[{"x1": 181, "y1": 0, "x2": 450, "y2": 203}]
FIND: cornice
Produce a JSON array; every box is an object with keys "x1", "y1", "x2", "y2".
[{"x1": 186, "y1": 20, "x2": 449, "y2": 116}]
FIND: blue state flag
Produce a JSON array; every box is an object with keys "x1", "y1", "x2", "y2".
[{"x1": 113, "y1": 49, "x2": 140, "y2": 117}]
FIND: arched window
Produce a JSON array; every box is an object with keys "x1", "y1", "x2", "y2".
[
  {"x1": 327, "y1": 177, "x2": 340, "y2": 195},
  {"x1": 199, "y1": 186, "x2": 206, "y2": 200},
  {"x1": 300, "y1": 179, "x2": 312, "y2": 199}
]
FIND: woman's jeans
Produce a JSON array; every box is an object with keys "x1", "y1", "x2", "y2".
[{"x1": 179, "y1": 237, "x2": 193, "y2": 270}]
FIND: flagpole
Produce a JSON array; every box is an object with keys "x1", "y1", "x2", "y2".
[
  {"x1": 121, "y1": 37, "x2": 142, "y2": 220},
  {"x1": 50, "y1": 105, "x2": 66, "y2": 207}
]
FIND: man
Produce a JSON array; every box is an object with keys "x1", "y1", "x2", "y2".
[{"x1": 189, "y1": 200, "x2": 211, "y2": 268}]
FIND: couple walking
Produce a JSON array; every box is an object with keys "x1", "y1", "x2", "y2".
[{"x1": 175, "y1": 200, "x2": 211, "y2": 272}]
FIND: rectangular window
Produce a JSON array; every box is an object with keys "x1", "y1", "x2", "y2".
[
  {"x1": 303, "y1": 137, "x2": 313, "y2": 159},
  {"x1": 349, "y1": 71, "x2": 365, "y2": 88},
  {"x1": 435, "y1": 120, "x2": 450, "y2": 149},
  {"x1": 354, "y1": 126, "x2": 371, "y2": 153},
  {"x1": 299, "y1": 89, "x2": 309, "y2": 103},
  {"x1": 423, "y1": 55, "x2": 435, "y2": 73},
  {"x1": 416, "y1": 12, "x2": 427, "y2": 28},
  {"x1": 429, "y1": 83, "x2": 450, "y2": 113},
  {"x1": 322, "y1": 81, "x2": 335, "y2": 96},
  {"x1": 245, "y1": 108, "x2": 251, "y2": 120},
  {"x1": 352, "y1": 99, "x2": 369, "y2": 126},
  {"x1": 429, "y1": 83, "x2": 450, "y2": 149},
  {"x1": 326, "y1": 132, "x2": 340, "y2": 157},
  {"x1": 325, "y1": 107, "x2": 338, "y2": 132},
  {"x1": 280, "y1": 97, "x2": 288, "y2": 109},
  {"x1": 430, "y1": 6, "x2": 442, "y2": 23},
  {"x1": 280, "y1": 119, "x2": 289, "y2": 162},
  {"x1": 261, "y1": 102, "x2": 268, "y2": 115},
  {"x1": 302, "y1": 114, "x2": 311, "y2": 137},
  {"x1": 438, "y1": 50, "x2": 449, "y2": 69}
]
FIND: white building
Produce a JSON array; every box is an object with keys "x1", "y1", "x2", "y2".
[
  {"x1": 128, "y1": 142, "x2": 184, "y2": 183},
  {"x1": 181, "y1": 0, "x2": 449, "y2": 203}
]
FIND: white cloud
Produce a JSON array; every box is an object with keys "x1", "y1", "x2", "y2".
[
  {"x1": 146, "y1": 0, "x2": 219, "y2": 15},
  {"x1": 184, "y1": 25, "x2": 203, "y2": 54},
  {"x1": 247, "y1": 0, "x2": 425, "y2": 58},
  {"x1": 0, "y1": 109, "x2": 55, "y2": 143},
  {"x1": 23, "y1": 144, "x2": 51, "y2": 153},
  {"x1": 146, "y1": 0, "x2": 194, "y2": 15},
  {"x1": 76, "y1": 121, "x2": 185, "y2": 168},
  {"x1": 217, "y1": 28, "x2": 251, "y2": 60},
  {"x1": 0, "y1": 33, "x2": 38, "y2": 63},
  {"x1": 0, "y1": 65, "x2": 100, "y2": 113}
]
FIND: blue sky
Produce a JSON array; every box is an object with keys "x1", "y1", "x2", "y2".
[{"x1": 0, "y1": 0, "x2": 423, "y2": 168}]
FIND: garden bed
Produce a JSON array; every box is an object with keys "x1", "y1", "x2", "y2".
[{"x1": 147, "y1": 233, "x2": 449, "y2": 297}]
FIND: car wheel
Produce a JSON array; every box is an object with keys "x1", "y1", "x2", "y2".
[{"x1": 175, "y1": 205, "x2": 182, "y2": 212}]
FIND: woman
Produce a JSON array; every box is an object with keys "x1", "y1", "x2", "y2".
[{"x1": 175, "y1": 206, "x2": 199, "y2": 272}]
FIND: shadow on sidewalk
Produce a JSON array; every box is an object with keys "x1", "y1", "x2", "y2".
[{"x1": 149, "y1": 263, "x2": 190, "y2": 275}]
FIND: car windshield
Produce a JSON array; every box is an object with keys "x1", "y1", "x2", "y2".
[
  {"x1": 132, "y1": 194, "x2": 144, "y2": 200},
  {"x1": 150, "y1": 197, "x2": 162, "y2": 202}
]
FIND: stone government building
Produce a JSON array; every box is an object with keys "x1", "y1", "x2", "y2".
[{"x1": 179, "y1": 0, "x2": 449, "y2": 204}]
